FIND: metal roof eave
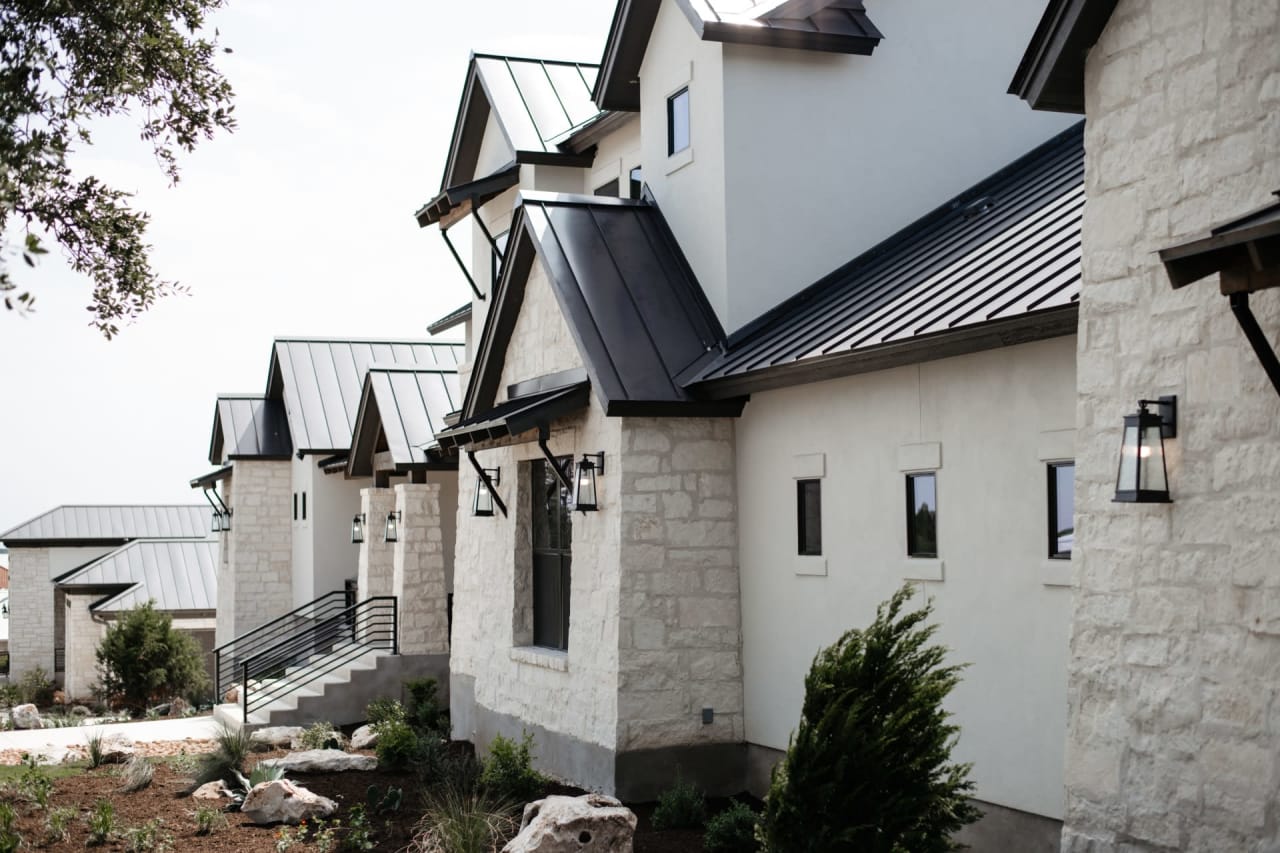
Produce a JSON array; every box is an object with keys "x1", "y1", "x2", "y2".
[
  {"x1": 189, "y1": 465, "x2": 233, "y2": 490},
  {"x1": 415, "y1": 162, "x2": 521, "y2": 229},
  {"x1": 1008, "y1": 0, "x2": 1119, "y2": 113},
  {"x1": 427, "y1": 303, "x2": 473, "y2": 336},
  {"x1": 436, "y1": 382, "x2": 591, "y2": 450},
  {"x1": 1159, "y1": 198, "x2": 1280, "y2": 289}
]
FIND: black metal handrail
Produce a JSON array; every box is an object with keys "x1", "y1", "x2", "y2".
[
  {"x1": 214, "y1": 590, "x2": 352, "y2": 699},
  {"x1": 240, "y1": 596, "x2": 398, "y2": 723}
]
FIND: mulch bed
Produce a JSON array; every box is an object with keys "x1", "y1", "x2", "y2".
[{"x1": 5, "y1": 749, "x2": 753, "y2": 851}]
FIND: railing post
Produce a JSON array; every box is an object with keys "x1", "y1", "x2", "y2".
[
  {"x1": 214, "y1": 651, "x2": 221, "y2": 701},
  {"x1": 241, "y1": 660, "x2": 249, "y2": 724},
  {"x1": 392, "y1": 597, "x2": 399, "y2": 656}
]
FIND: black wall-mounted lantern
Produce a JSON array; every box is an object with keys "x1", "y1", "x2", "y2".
[
  {"x1": 574, "y1": 452, "x2": 605, "y2": 513},
  {"x1": 1114, "y1": 396, "x2": 1176, "y2": 503},
  {"x1": 474, "y1": 468, "x2": 501, "y2": 517},
  {"x1": 384, "y1": 510, "x2": 402, "y2": 543},
  {"x1": 351, "y1": 513, "x2": 366, "y2": 544},
  {"x1": 211, "y1": 509, "x2": 223, "y2": 533},
  {"x1": 219, "y1": 510, "x2": 232, "y2": 532}
]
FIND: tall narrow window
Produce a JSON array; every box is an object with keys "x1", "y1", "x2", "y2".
[
  {"x1": 1048, "y1": 462, "x2": 1075, "y2": 559},
  {"x1": 797, "y1": 480, "x2": 822, "y2": 556},
  {"x1": 906, "y1": 473, "x2": 938, "y2": 557},
  {"x1": 301, "y1": 491, "x2": 307, "y2": 521},
  {"x1": 530, "y1": 458, "x2": 572, "y2": 651},
  {"x1": 667, "y1": 87, "x2": 690, "y2": 155},
  {"x1": 491, "y1": 230, "x2": 510, "y2": 290},
  {"x1": 629, "y1": 166, "x2": 643, "y2": 199},
  {"x1": 293, "y1": 493, "x2": 298, "y2": 521}
]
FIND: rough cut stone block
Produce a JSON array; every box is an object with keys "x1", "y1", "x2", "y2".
[{"x1": 503, "y1": 794, "x2": 637, "y2": 853}]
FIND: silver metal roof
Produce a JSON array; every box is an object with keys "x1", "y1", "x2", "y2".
[
  {"x1": 58, "y1": 539, "x2": 217, "y2": 613},
  {"x1": 0, "y1": 506, "x2": 210, "y2": 544},
  {"x1": 471, "y1": 54, "x2": 602, "y2": 154},
  {"x1": 347, "y1": 365, "x2": 462, "y2": 476},
  {"x1": 266, "y1": 338, "x2": 465, "y2": 455},
  {"x1": 209, "y1": 396, "x2": 292, "y2": 464}
]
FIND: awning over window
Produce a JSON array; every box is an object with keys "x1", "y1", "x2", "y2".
[
  {"x1": 189, "y1": 465, "x2": 233, "y2": 490},
  {"x1": 434, "y1": 381, "x2": 590, "y2": 450},
  {"x1": 1160, "y1": 193, "x2": 1280, "y2": 292},
  {"x1": 415, "y1": 162, "x2": 521, "y2": 230}
]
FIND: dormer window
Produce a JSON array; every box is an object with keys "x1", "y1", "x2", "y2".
[{"x1": 667, "y1": 88, "x2": 690, "y2": 156}]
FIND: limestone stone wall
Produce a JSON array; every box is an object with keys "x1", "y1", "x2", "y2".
[
  {"x1": 222, "y1": 460, "x2": 293, "y2": 644},
  {"x1": 1064, "y1": 3, "x2": 1280, "y2": 850},
  {"x1": 63, "y1": 592, "x2": 106, "y2": 700},
  {"x1": 358, "y1": 488, "x2": 397, "y2": 602},
  {"x1": 393, "y1": 483, "x2": 449, "y2": 655},
  {"x1": 8, "y1": 548, "x2": 54, "y2": 679},
  {"x1": 617, "y1": 417, "x2": 743, "y2": 752}
]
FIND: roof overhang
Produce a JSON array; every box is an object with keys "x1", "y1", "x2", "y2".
[
  {"x1": 595, "y1": 0, "x2": 662, "y2": 111},
  {"x1": 416, "y1": 162, "x2": 521, "y2": 229},
  {"x1": 1159, "y1": 196, "x2": 1280, "y2": 292},
  {"x1": 427, "y1": 303, "x2": 472, "y2": 336},
  {"x1": 1008, "y1": 0, "x2": 1118, "y2": 113},
  {"x1": 189, "y1": 465, "x2": 233, "y2": 490},
  {"x1": 436, "y1": 380, "x2": 592, "y2": 450}
]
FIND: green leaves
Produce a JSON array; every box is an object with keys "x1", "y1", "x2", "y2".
[
  {"x1": 0, "y1": 0, "x2": 235, "y2": 335},
  {"x1": 95, "y1": 600, "x2": 211, "y2": 714}
]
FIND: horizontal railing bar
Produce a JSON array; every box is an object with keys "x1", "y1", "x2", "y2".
[
  {"x1": 239, "y1": 603, "x2": 394, "y2": 668},
  {"x1": 214, "y1": 590, "x2": 349, "y2": 653},
  {"x1": 217, "y1": 602, "x2": 352, "y2": 657},
  {"x1": 244, "y1": 636, "x2": 397, "y2": 713}
]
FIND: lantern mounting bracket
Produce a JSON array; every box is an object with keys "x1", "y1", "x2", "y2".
[
  {"x1": 537, "y1": 426, "x2": 574, "y2": 493},
  {"x1": 466, "y1": 451, "x2": 508, "y2": 518},
  {"x1": 1137, "y1": 396, "x2": 1177, "y2": 439}
]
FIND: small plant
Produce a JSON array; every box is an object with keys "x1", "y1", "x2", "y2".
[
  {"x1": 479, "y1": 732, "x2": 547, "y2": 803},
  {"x1": 409, "y1": 779, "x2": 519, "y2": 853},
  {"x1": 404, "y1": 677, "x2": 446, "y2": 734},
  {"x1": 0, "y1": 803, "x2": 22, "y2": 853},
  {"x1": 299, "y1": 720, "x2": 343, "y2": 750},
  {"x1": 310, "y1": 818, "x2": 339, "y2": 853},
  {"x1": 366, "y1": 784, "x2": 403, "y2": 815},
  {"x1": 45, "y1": 806, "x2": 76, "y2": 844},
  {"x1": 86, "y1": 799, "x2": 115, "y2": 847},
  {"x1": 375, "y1": 719, "x2": 424, "y2": 773},
  {"x1": 120, "y1": 756, "x2": 154, "y2": 792},
  {"x1": 122, "y1": 818, "x2": 172, "y2": 853},
  {"x1": 86, "y1": 730, "x2": 106, "y2": 768},
  {"x1": 167, "y1": 750, "x2": 200, "y2": 778},
  {"x1": 16, "y1": 667, "x2": 55, "y2": 707},
  {"x1": 275, "y1": 824, "x2": 303, "y2": 851},
  {"x1": 341, "y1": 805, "x2": 376, "y2": 851},
  {"x1": 192, "y1": 805, "x2": 225, "y2": 836},
  {"x1": 703, "y1": 800, "x2": 758, "y2": 853},
  {"x1": 651, "y1": 775, "x2": 706, "y2": 831},
  {"x1": 366, "y1": 697, "x2": 406, "y2": 727},
  {"x1": 196, "y1": 721, "x2": 250, "y2": 785},
  {"x1": 18, "y1": 755, "x2": 53, "y2": 809}
]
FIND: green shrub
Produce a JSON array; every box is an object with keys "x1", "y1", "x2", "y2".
[
  {"x1": 366, "y1": 784, "x2": 403, "y2": 815},
  {"x1": 86, "y1": 730, "x2": 106, "y2": 768},
  {"x1": 44, "y1": 805, "x2": 75, "y2": 844},
  {"x1": 298, "y1": 720, "x2": 343, "y2": 750},
  {"x1": 16, "y1": 667, "x2": 54, "y2": 707},
  {"x1": 86, "y1": 799, "x2": 115, "y2": 847},
  {"x1": 409, "y1": 779, "x2": 518, "y2": 853},
  {"x1": 341, "y1": 804, "x2": 377, "y2": 851},
  {"x1": 95, "y1": 601, "x2": 209, "y2": 715},
  {"x1": 366, "y1": 697, "x2": 406, "y2": 728},
  {"x1": 704, "y1": 800, "x2": 758, "y2": 853},
  {"x1": 122, "y1": 818, "x2": 172, "y2": 853},
  {"x1": 404, "y1": 677, "x2": 446, "y2": 734},
  {"x1": 196, "y1": 722, "x2": 250, "y2": 785},
  {"x1": 375, "y1": 719, "x2": 424, "y2": 773},
  {"x1": 119, "y1": 756, "x2": 154, "y2": 792},
  {"x1": 651, "y1": 776, "x2": 706, "y2": 831},
  {"x1": 479, "y1": 732, "x2": 547, "y2": 803},
  {"x1": 18, "y1": 756, "x2": 53, "y2": 809},
  {"x1": 192, "y1": 805, "x2": 224, "y2": 836},
  {"x1": 0, "y1": 803, "x2": 21, "y2": 853},
  {"x1": 759, "y1": 584, "x2": 979, "y2": 853}
]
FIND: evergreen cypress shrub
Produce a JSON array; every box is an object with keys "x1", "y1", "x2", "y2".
[
  {"x1": 95, "y1": 601, "x2": 210, "y2": 715},
  {"x1": 760, "y1": 584, "x2": 979, "y2": 853}
]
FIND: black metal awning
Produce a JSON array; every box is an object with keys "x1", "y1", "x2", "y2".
[
  {"x1": 189, "y1": 465, "x2": 233, "y2": 489},
  {"x1": 415, "y1": 162, "x2": 521, "y2": 229},
  {"x1": 435, "y1": 381, "x2": 590, "y2": 449}
]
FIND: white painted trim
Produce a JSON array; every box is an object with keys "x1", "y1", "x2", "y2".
[
  {"x1": 666, "y1": 145, "x2": 694, "y2": 175},
  {"x1": 1038, "y1": 429, "x2": 1076, "y2": 462},
  {"x1": 902, "y1": 559, "x2": 944, "y2": 582},
  {"x1": 898, "y1": 442, "x2": 942, "y2": 471},
  {"x1": 1041, "y1": 560, "x2": 1072, "y2": 587},
  {"x1": 510, "y1": 646, "x2": 569, "y2": 672},
  {"x1": 794, "y1": 556, "x2": 827, "y2": 577},
  {"x1": 790, "y1": 453, "x2": 825, "y2": 479}
]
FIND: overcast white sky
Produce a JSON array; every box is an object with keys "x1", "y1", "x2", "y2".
[{"x1": 0, "y1": 1, "x2": 615, "y2": 532}]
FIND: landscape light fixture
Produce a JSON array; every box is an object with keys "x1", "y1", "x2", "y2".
[
  {"x1": 350, "y1": 513, "x2": 366, "y2": 544},
  {"x1": 1114, "y1": 396, "x2": 1176, "y2": 504},
  {"x1": 474, "y1": 468, "x2": 501, "y2": 518},
  {"x1": 384, "y1": 510, "x2": 402, "y2": 544},
  {"x1": 574, "y1": 452, "x2": 605, "y2": 513}
]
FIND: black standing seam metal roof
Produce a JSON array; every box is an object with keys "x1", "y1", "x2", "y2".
[
  {"x1": 594, "y1": 0, "x2": 881, "y2": 111},
  {"x1": 346, "y1": 365, "x2": 462, "y2": 477},
  {"x1": 266, "y1": 339, "x2": 465, "y2": 455},
  {"x1": 436, "y1": 382, "x2": 592, "y2": 450},
  {"x1": 441, "y1": 54, "x2": 604, "y2": 192},
  {"x1": 694, "y1": 122, "x2": 1085, "y2": 388},
  {"x1": 56, "y1": 539, "x2": 217, "y2": 613},
  {"x1": 0, "y1": 505, "x2": 210, "y2": 545},
  {"x1": 460, "y1": 192, "x2": 746, "y2": 424},
  {"x1": 208, "y1": 395, "x2": 292, "y2": 465}
]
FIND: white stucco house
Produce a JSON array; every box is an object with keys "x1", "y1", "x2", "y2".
[{"x1": 411, "y1": 0, "x2": 1085, "y2": 846}]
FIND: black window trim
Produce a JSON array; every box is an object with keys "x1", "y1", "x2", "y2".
[
  {"x1": 667, "y1": 87, "x2": 690, "y2": 156},
  {"x1": 906, "y1": 472, "x2": 938, "y2": 558},
  {"x1": 1047, "y1": 461, "x2": 1074, "y2": 560},
  {"x1": 796, "y1": 479, "x2": 822, "y2": 556}
]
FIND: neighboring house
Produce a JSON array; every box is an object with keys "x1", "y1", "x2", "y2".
[
  {"x1": 1011, "y1": 2, "x2": 1280, "y2": 851},
  {"x1": 54, "y1": 539, "x2": 217, "y2": 699},
  {"x1": 0, "y1": 505, "x2": 210, "y2": 686},
  {"x1": 417, "y1": 0, "x2": 1084, "y2": 844}
]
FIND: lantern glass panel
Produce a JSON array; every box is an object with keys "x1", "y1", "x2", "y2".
[
  {"x1": 351, "y1": 515, "x2": 364, "y2": 544},
  {"x1": 574, "y1": 460, "x2": 597, "y2": 511},
  {"x1": 1116, "y1": 424, "x2": 1140, "y2": 493},
  {"x1": 384, "y1": 512, "x2": 399, "y2": 543},
  {"x1": 211, "y1": 510, "x2": 222, "y2": 533},
  {"x1": 1139, "y1": 423, "x2": 1167, "y2": 493},
  {"x1": 474, "y1": 476, "x2": 495, "y2": 517}
]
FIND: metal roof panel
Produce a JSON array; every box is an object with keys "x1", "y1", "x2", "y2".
[
  {"x1": 64, "y1": 539, "x2": 218, "y2": 613},
  {"x1": 1, "y1": 506, "x2": 210, "y2": 544}
]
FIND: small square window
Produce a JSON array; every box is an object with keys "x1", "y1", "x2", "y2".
[
  {"x1": 1048, "y1": 462, "x2": 1074, "y2": 559},
  {"x1": 797, "y1": 479, "x2": 822, "y2": 556},
  {"x1": 906, "y1": 473, "x2": 937, "y2": 557},
  {"x1": 667, "y1": 88, "x2": 690, "y2": 156},
  {"x1": 594, "y1": 178, "x2": 620, "y2": 197},
  {"x1": 629, "y1": 166, "x2": 643, "y2": 199}
]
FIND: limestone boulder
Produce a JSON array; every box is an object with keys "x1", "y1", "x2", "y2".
[
  {"x1": 192, "y1": 780, "x2": 232, "y2": 801},
  {"x1": 503, "y1": 794, "x2": 637, "y2": 853},
  {"x1": 223, "y1": 685, "x2": 240, "y2": 703},
  {"x1": 241, "y1": 779, "x2": 337, "y2": 826},
  {"x1": 98, "y1": 734, "x2": 135, "y2": 764},
  {"x1": 171, "y1": 697, "x2": 191, "y2": 716},
  {"x1": 249, "y1": 726, "x2": 304, "y2": 752},
  {"x1": 350, "y1": 724, "x2": 378, "y2": 750},
  {"x1": 260, "y1": 749, "x2": 377, "y2": 774},
  {"x1": 11, "y1": 704, "x2": 42, "y2": 730}
]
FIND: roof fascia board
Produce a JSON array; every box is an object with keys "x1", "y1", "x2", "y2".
[
  {"x1": 346, "y1": 374, "x2": 382, "y2": 479},
  {"x1": 698, "y1": 19, "x2": 879, "y2": 54},
  {"x1": 441, "y1": 59, "x2": 502, "y2": 190},
  {"x1": 208, "y1": 399, "x2": 224, "y2": 466},
  {"x1": 427, "y1": 303, "x2": 472, "y2": 336},
  {"x1": 696, "y1": 304, "x2": 1079, "y2": 398},
  {"x1": 515, "y1": 148, "x2": 597, "y2": 169},
  {"x1": 594, "y1": 0, "x2": 662, "y2": 111},
  {"x1": 1008, "y1": 0, "x2": 1118, "y2": 112},
  {"x1": 7, "y1": 538, "x2": 130, "y2": 550},
  {"x1": 560, "y1": 111, "x2": 636, "y2": 154}
]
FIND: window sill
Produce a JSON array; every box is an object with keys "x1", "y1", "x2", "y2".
[
  {"x1": 794, "y1": 556, "x2": 827, "y2": 577},
  {"x1": 1041, "y1": 559, "x2": 1073, "y2": 587},
  {"x1": 665, "y1": 146, "x2": 694, "y2": 176},
  {"x1": 510, "y1": 646, "x2": 568, "y2": 672},
  {"x1": 902, "y1": 559, "x2": 944, "y2": 582}
]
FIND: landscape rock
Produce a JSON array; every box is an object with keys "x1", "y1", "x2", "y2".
[
  {"x1": 171, "y1": 697, "x2": 191, "y2": 716},
  {"x1": 503, "y1": 794, "x2": 637, "y2": 853},
  {"x1": 350, "y1": 724, "x2": 378, "y2": 750},
  {"x1": 250, "y1": 726, "x2": 304, "y2": 752},
  {"x1": 260, "y1": 749, "x2": 377, "y2": 774},
  {"x1": 98, "y1": 734, "x2": 135, "y2": 764},
  {"x1": 70, "y1": 705, "x2": 91, "y2": 717},
  {"x1": 223, "y1": 685, "x2": 240, "y2": 703},
  {"x1": 11, "y1": 704, "x2": 42, "y2": 730},
  {"x1": 241, "y1": 779, "x2": 337, "y2": 825},
  {"x1": 192, "y1": 780, "x2": 232, "y2": 801},
  {"x1": 31, "y1": 747, "x2": 74, "y2": 766}
]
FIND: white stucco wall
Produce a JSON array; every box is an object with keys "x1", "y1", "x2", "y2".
[
  {"x1": 306, "y1": 464, "x2": 364, "y2": 605},
  {"x1": 290, "y1": 456, "x2": 315, "y2": 605},
  {"x1": 736, "y1": 335, "x2": 1077, "y2": 820},
  {"x1": 587, "y1": 116, "x2": 643, "y2": 198}
]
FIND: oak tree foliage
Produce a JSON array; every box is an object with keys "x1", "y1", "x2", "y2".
[{"x1": 0, "y1": 0, "x2": 235, "y2": 336}]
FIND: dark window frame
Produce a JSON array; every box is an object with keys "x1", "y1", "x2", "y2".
[
  {"x1": 667, "y1": 87, "x2": 690, "y2": 155},
  {"x1": 593, "y1": 178, "x2": 620, "y2": 197},
  {"x1": 293, "y1": 493, "x2": 298, "y2": 521},
  {"x1": 301, "y1": 491, "x2": 307, "y2": 521},
  {"x1": 906, "y1": 472, "x2": 938, "y2": 558},
  {"x1": 796, "y1": 479, "x2": 822, "y2": 556},
  {"x1": 530, "y1": 457, "x2": 572, "y2": 652},
  {"x1": 628, "y1": 166, "x2": 643, "y2": 199},
  {"x1": 1047, "y1": 462, "x2": 1075, "y2": 560}
]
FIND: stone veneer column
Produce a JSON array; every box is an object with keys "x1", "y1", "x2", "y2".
[
  {"x1": 223, "y1": 460, "x2": 293, "y2": 643},
  {"x1": 393, "y1": 483, "x2": 449, "y2": 655},
  {"x1": 63, "y1": 592, "x2": 106, "y2": 700},
  {"x1": 1061, "y1": 3, "x2": 1280, "y2": 851},
  {"x1": 6, "y1": 548, "x2": 54, "y2": 680},
  {"x1": 357, "y1": 487, "x2": 397, "y2": 602}
]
